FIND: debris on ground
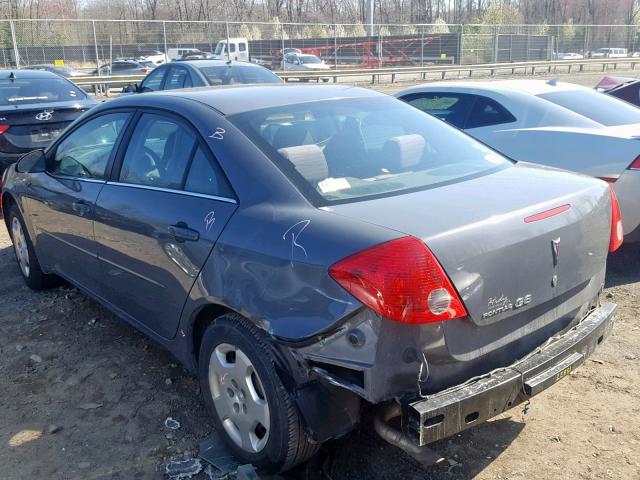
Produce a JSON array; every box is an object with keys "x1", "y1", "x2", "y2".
[
  {"x1": 78, "y1": 402, "x2": 103, "y2": 410},
  {"x1": 29, "y1": 354, "x2": 42, "y2": 363},
  {"x1": 47, "y1": 424, "x2": 62, "y2": 434},
  {"x1": 236, "y1": 464, "x2": 259, "y2": 480},
  {"x1": 165, "y1": 417, "x2": 181, "y2": 430},
  {"x1": 199, "y1": 434, "x2": 240, "y2": 477},
  {"x1": 165, "y1": 458, "x2": 202, "y2": 479}
]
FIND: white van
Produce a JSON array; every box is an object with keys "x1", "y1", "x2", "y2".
[
  {"x1": 211, "y1": 38, "x2": 249, "y2": 62},
  {"x1": 167, "y1": 48, "x2": 202, "y2": 61},
  {"x1": 590, "y1": 48, "x2": 628, "y2": 58}
]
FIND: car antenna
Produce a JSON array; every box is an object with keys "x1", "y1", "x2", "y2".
[{"x1": 546, "y1": 77, "x2": 560, "y2": 86}]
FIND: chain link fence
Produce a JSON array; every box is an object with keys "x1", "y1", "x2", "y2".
[{"x1": 1, "y1": 19, "x2": 639, "y2": 70}]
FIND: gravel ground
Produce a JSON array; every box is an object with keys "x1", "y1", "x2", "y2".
[{"x1": 1, "y1": 69, "x2": 640, "y2": 479}]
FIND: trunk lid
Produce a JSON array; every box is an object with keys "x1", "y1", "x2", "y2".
[
  {"x1": 0, "y1": 101, "x2": 92, "y2": 152},
  {"x1": 327, "y1": 163, "x2": 611, "y2": 359}
]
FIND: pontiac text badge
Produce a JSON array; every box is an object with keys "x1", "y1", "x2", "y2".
[{"x1": 481, "y1": 294, "x2": 532, "y2": 319}]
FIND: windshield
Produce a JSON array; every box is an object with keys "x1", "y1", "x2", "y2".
[
  {"x1": 539, "y1": 89, "x2": 640, "y2": 126},
  {"x1": 230, "y1": 97, "x2": 510, "y2": 204},
  {"x1": 299, "y1": 55, "x2": 322, "y2": 64},
  {"x1": 0, "y1": 77, "x2": 85, "y2": 105},
  {"x1": 200, "y1": 66, "x2": 281, "y2": 85}
]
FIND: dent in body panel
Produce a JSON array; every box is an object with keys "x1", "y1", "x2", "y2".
[{"x1": 179, "y1": 203, "x2": 401, "y2": 341}]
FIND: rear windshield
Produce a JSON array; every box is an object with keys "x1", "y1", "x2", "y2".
[
  {"x1": 538, "y1": 89, "x2": 640, "y2": 126},
  {"x1": 199, "y1": 66, "x2": 281, "y2": 85},
  {"x1": 0, "y1": 77, "x2": 85, "y2": 105},
  {"x1": 229, "y1": 97, "x2": 510, "y2": 204}
]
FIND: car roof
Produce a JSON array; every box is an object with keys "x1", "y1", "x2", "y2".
[
  {"x1": 106, "y1": 84, "x2": 384, "y2": 116},
  {"x1": 177, "y1": 60, "x2": 267, "y2": 69},
  {"x1": 0, "y1": 69, "x2": 62, "y2": 79},
  {"x1": 401, "y1": 79, "x2": 590, "y2": 97}
]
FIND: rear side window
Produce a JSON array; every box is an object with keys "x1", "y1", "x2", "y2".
[
  {"x1": 465, "y1": 96, "x2": 516, "y2": 128},
  {"x1": 184, "y1": 147, "x2": 233, "y2": 197},
  {"x1": 120, "y1": 113, "x2": 197, "y2": 189},
  {"x1": 50, "y1": 113, "x2": 128, "y2": 179},
  {"x1": 0, "y1": 77, "x2": 85, "y2": 106}
]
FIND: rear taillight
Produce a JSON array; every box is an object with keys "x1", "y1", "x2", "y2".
[
  {"x1": 329, "y1": 236, "x2": 467, "y2": 324},
  {"x1": 628, "y1": 155, "x2": 640, "y2": 170},
  {"x1": 0, "y1": 124, "x2": 10, "y2": 134},
  {"x1": 141, "y1": 68, "x2": 152, "y2": 74},
  {"x1": 608, "y1": 185, "x2": 623, "y2": 252}
]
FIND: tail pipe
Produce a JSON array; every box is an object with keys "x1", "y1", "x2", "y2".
[{"x1": 373, "y1": 403, "x2": 445, "y2": 466}]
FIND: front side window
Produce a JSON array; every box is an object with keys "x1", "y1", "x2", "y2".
[
  {"x1": 401, "y1": 93, "x2": 475, "y2": 128},
  {"x1": 230, "y1": 97, "x2": 510, "y2": 204},
  {"x1": 141, "y1": 67, "x2": 165, "y2": 91},
  {"x1": 164, "y1": 67, "x2": 189, "y2": 90},
  {"x1": 200, "y1": 66, "x2": 281, "y2": 85},
  {"x1": 0, "y1": 77, "x2": 86, "y2": 106},
  {"x1": 239, "y1": 43, "x2": 247, "y2": 52},
  {"x1": 119, "y1": 113, "x2": 197, "y2": 189},
  {"x1": 50, "y1": 113, "x2": 128, "y2": 179}
]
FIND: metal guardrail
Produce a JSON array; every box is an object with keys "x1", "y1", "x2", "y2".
[{"x1": 71, "y1": 58, "x2": 640, "y2": 95}]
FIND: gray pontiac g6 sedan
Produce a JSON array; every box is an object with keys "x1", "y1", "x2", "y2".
[{"x1": 1, "y1": 85, "x2": 620, "y2": 472}]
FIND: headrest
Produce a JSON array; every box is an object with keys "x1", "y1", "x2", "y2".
[
  {"x1": 383, "y1": 134, "x2": 425, "y2": 170},
  {"x1": 278, "y1": 144, "x2": 328, "y2": 184}
]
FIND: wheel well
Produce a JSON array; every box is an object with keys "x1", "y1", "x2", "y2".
[{"x1": 191, "y1": 303, "x2": 235, "y2": 364}]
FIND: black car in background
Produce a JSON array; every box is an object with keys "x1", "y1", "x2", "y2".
[
  {"x1": 28, "y1": 64, "x2": 87, "y2": 78},
  {"x1": 124, "y1": 60, "x2": 282, "y2": 93},
  {"x1": 0, "y1": 70, "x2": 97, "y2": 180}
]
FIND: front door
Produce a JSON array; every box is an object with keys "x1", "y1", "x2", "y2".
[
  {"x1": 94, "y1": 111, "x2": 237, "y2": 339},
  {"x1": 24, "y1": 112, "x2": 130, "y2": 292}
]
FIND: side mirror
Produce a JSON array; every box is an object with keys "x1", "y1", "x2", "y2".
[
  {"x1": 123, "y1": 84, "x2": 137, "y2": 93},
  {"x1": 16, "y1": 149, "x2": 46, "y2": 174}
]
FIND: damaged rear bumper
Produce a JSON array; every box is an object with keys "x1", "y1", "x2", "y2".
[{"x1": 404, "y1": 302, "x2": 616, "y2": 446}]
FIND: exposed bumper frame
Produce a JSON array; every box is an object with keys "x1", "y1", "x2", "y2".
[{"x1": 404, "y1": 302, "x2": 616, "y2": 446}]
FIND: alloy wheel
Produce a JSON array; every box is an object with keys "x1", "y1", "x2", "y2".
[{"x1": 11, "y1": 217, "x2": 30, "y2": 278}]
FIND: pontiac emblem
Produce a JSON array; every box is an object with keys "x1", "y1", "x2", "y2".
[
  {"x1": 35, "y1": 110, "x2": 53, "y2": 121},
  {"x1": 551, "y1": 238, "x2": 561, "y2": 266}
]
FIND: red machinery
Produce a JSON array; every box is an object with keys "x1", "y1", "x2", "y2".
[{"x1": 274, "y1": 36, "x2": 442, "y2": 68}]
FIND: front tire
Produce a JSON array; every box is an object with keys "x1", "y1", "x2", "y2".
[
  {"x1": 8, "y1": 204, "x2": 61, "y2": 290},
  {"x1": 198, "y1": 314, "x2": 320, "y2": 473}
]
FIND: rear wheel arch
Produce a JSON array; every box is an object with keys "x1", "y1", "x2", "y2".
[{"x1": 191, "y1": 303, "x2": 240, "y2": 364}]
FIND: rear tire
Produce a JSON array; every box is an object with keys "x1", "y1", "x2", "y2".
[
  {"x1": 8, "y1": 204, "x2": 61, "y2": 290},
  {"x1": 198, "y1": 313, "x2": 320, "y2": 473}
]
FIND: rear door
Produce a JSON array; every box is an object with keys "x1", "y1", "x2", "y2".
[
  {"x1": 24, "y1": 111, "x2": 131, "y2": 292},
  {"x1": 94, "y1": 110, "x2": 237, "y2": 339}
]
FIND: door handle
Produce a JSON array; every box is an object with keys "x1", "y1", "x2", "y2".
[
  {"x1": 72, "y1": 200, "x2": 92, "y2": 216},
  {"x1": 168, "y1": 224, "x2": 200, "y2": 242}
]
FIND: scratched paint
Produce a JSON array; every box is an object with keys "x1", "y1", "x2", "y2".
[{"x1": 282, "y1": 220, "x2": 310, "y2": 266}]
